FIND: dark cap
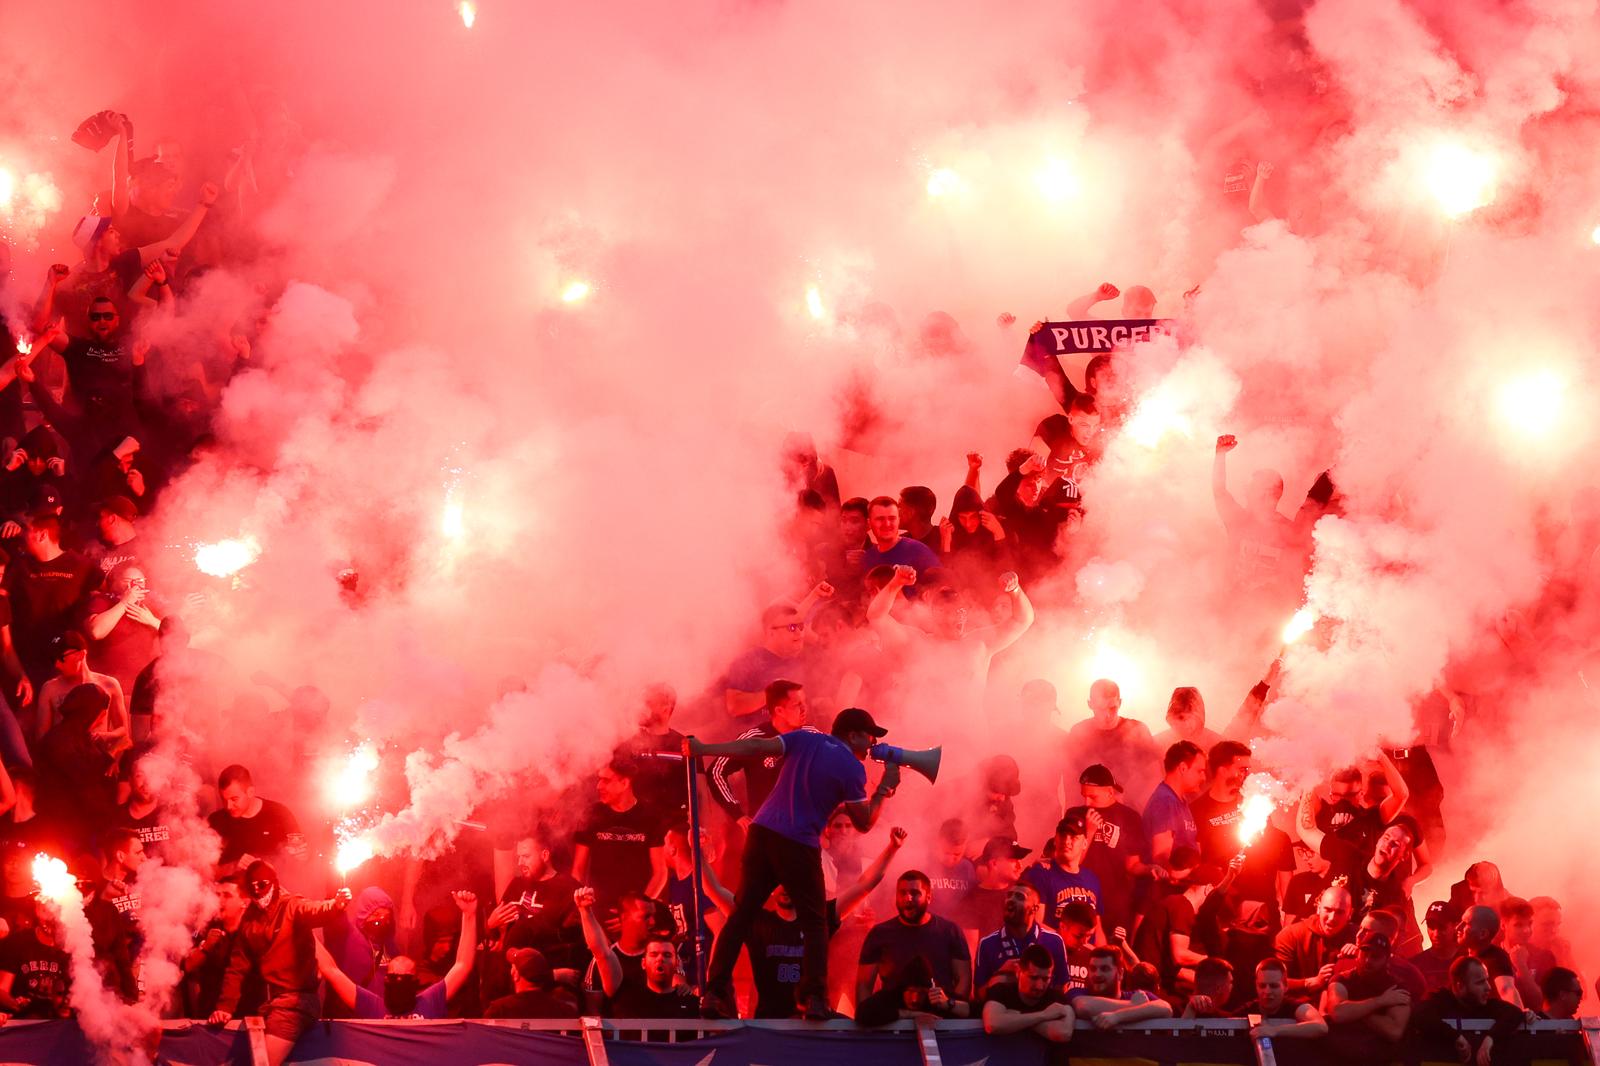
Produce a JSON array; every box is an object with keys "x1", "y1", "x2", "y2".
[
  {"x1": 1357, "y1": 929, "x2": 1393, "y2": 952},
  {"x1": 1425, "y1": 901, "x2": 1453, "y2": 925},
  {"x1": 979, "y1": 836, "x2": 1032, "y2": 863},
  {"x1": 1079, "y1": 764, "x2": 1123, "y2": 792},
  {"x1": 505, "y1": 947, "x2": 553, "y2": 986},
  {"x1": 97, "y1": 496, "x2": 138, "y2": 521},
  {"x1": 831, "y1": 707, "x2": 888, "y2": 739},
  {"x1": 1054, "y1": 811, "x2": 1088, "y2": 837},
  {"x1": 50, "y1": 631, "x2": 88, "y2": 659}
]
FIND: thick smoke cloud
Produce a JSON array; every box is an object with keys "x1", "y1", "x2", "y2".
[{"x1": 4, "y1": 0, "x2": 1600, "y2": 1036}]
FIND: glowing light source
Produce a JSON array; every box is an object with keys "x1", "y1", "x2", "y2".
[
  {"x1": 560, "y1": 280, "x2": 591, "y2": 304},
  {"x1": 15, "y1": 337, "x2": 30, "y2": 357},
  {"x1": 804, "y1": 284, "x2": 826, "y2": 321},
  {"x1": 0, "y1": 169, "x2": 13, "y2": 209},
  {"x1": 335, "y1": 834, "x2": 374, "y2": 877},
  {"x1": 1034, "y1": 158, "x2": 1078, "y2": 203},
  {"x1": 1424, "y1": 143, "x2": 1496, "y2": 219},
  {"x1": 1124, "y1": 391, "x2": 1192, "y2": 449},
  {"x1": 457, "y1": 1, "x2": 476, "y2": 28},
  {"x1": 1497, "y1": 370, "x2": 1565, "y2": 438},
  {"x1": 325, "y1": 744, "x2": 380, "y2": 811},
  {"x1": 1087, "y1": 638, "x2": 1140, "y2": 694},
  {"x1": 1591, "y1": 224, "x2": 1600, "y2": 246},
  {"x1": 194, "y1": 537, "x2": 260, "y2": 578},
  {"x1": 441, "y1": 499, "x2": 466, "y2": 539},
  {"x1": 1281, "y1": 608, "x2": 1316, "y2": 646},
  {"x1": 1237, "y1": 773, "x2": 1285, "y2": 851},
  {"x1": 925, "y1": 168, "x2": 962, "y2": 199},
  {"x1": 32, "y1": 853, "x2": 76, "y2": 904}
]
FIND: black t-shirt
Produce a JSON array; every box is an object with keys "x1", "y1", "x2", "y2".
[
  {"x1": 982, "y1": 981, "x2": 1071, "y2": 1012},
  {"x1": 574, "y1": 803, "x2": 663, "y2": 911},
  {"x1": 207, "y1": 799, "x2": 302, "y2": 866},
  {"x1": 1134, "y1": 894, "x2": 1196, "y2": 986},
  {"x1": 609, "y1": 983, "x2": 699, "y2": 1019},
  {"x1": 1316, "y1": 801, "x2": 1382, "y2": 857},
  {"x1": 859, "y1": 914, "x2": 971, "y2": 995},
  {"x1": 60, "y1": 336, "x2": 134, "y2": 412},
  {"x1": 1322, "y1": 838, "x2": 1408, "y2": 919},
  {"x1": 10, "y1": 549, "x2": 96, "y2": 645},
  {"x1": 484, "y1": 988, "x2": 577, "y2": 1019},
  {"x1": 749, "y1": 902, "x2": 841, "y2": 1018},
  {"x1": 0, "y1": 929, "x2": 70, "y2": 1017},
  {"x1": 500, "y1": 872, "x2": 580, "y2": 966},
  {"x1": 585, "y1": 944, "x2": 645, "y2": 1004},
  {"x1": 1460, "y1": 944, "x2": 1515, "y2": 982},
  {"x1": 1190, "y1": 792, "x2": 1241, "y2": 867},
  {"x1": 122, "y1": 804, "x2": 171, "y2": 857},
  {"x1": 615, "y1": 730, "x2": 687, "y2": 816}
]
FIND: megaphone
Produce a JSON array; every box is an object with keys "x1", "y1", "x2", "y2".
[{"x1": 869, "y1": 743, "x2": 942, "y2": 784}]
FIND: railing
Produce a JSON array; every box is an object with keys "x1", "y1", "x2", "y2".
[{"x1": 0, "y1": 1014, "x2": 1595, "y2": 1066}]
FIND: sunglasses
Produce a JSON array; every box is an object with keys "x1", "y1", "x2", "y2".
[
  {"x1": 249, "y1": 880, "x2": 275, "y2": 894},
  {"x1": 768, "y1": 623, "x2": 803, "y2": 633},
  {"x1": 88, "y1": 312, "x2": 118, "y2": 322}
]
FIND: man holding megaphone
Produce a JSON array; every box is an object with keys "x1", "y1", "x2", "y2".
[{"x1": 688, "y1": 707, "x2": 910, "y2": 1021}]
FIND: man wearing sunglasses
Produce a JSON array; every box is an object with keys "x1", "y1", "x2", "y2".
[
  {"x1": 24, "y1": 296, "x2": 143, "y2": 455},
  {"x1": 209, "y1": 860, "x2": 352, "y2": 1066},
  {"x1": 722, "y1": 603, "x2": 812, "y2": 718}
]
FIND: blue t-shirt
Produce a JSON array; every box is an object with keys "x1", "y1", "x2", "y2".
[
  {"x1": 1142, "y1": 782, "x2": 1198, "y2": 858},
  {"x1": 1022, "y1": 861, "x2": 1102, "y2": 928},
  {"x1": 353, "y1": 979, "x2": 447, "y2": 1019},
  {"x1": 752, "y1": 730, "x2": 868, "y2": 847},
  {"x1": 860, "y1": 537, "x2": 940, "y2": 576},
  {"x1": 724, "y1": 646, "x2": 808, "y2": 693},
  {"x1": 974, "y1": 923, "x2": 1069, "y2": 992}
]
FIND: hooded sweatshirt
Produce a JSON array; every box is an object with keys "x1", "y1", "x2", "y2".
[
  {"x1": 216, "y1": 892, "x2": 345, "y2": 1012},
  {"x1": 321, "y1": 886, "x2": 399, "y2": 1015}
]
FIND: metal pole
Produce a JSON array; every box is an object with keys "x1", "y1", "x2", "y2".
[
  {"x1": 1580, "y1": 1016, "x2": 1600, "y2": 1066},
  {"x1": 244, "y1": 1017, "x2": 270, "y2": 1066},
  {"x1": 580, "y1": 1016, "x2": 612, "y2": 1066},
  {"x1": 1247, "y1": 1014, "x2": 1278, "y2": 1066},
  {"x1": 914, "y1": 1018, "x2": 945, "y2": 1066},
  {"x1": 685, "y1": 740, "x2": 710, "y2": 992}
]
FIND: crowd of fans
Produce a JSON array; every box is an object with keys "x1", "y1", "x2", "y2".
[{"x1": 0, "y1": 101, "x2": 1590, "y2": 1066}]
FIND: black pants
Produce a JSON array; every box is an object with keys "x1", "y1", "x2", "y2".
[{"x1": 706, "y1": 823, "x2": 828, "y2": 1004}]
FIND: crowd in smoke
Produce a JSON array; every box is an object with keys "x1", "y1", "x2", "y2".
[{"x1": 0, "y1": 0, "x2": 1598, "y2": 1062}]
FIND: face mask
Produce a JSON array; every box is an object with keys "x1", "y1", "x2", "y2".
[
  {"x1": 248, "y1": 879, "x2": 278, "y2": 909},
  {"x1": 364, "y1": 914, "x2": 395, "y2": 942},
  {"x1": 383, "y1": 972, "x2": 421, "y2": 1016}
]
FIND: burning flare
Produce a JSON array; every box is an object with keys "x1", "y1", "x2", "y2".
[
  {"x1": 457, "y1": 1, "x2": 476, "y2": 29},
  {"x1": 32, "y1": 853, "x2": 77, "y2": 905},
  {"x1": 1035, "y1": 158, "x2": 1078, "y2": 203},
  {"x1": 1424, "y1": 142, "x2": 1496, "y2": 219},
  {"x1": 325, "y1": 743, "x2": 380, "y2": 811},
  {"x1": 335, "y1": 833, "x2": 374, "y2": 877},
  {"x1": 194, "y1": 536, "x2": 260, "y2": 578},
  {"x1": 804, "y1": 284, "x2": 826, "y2": 321},
  {"x1": 1281, "y1": 607, "x2": 1316, "y2": 645},
  {"x1": 925, "y1": 167, "x2": 961, "y2": 199},
  {"x1": 1236, "y1": 773, "x2": 1287, "y2": 851},
  {"x1": 1496, "y1": 370, "x2": 1565, "y2": 438},
  {"x1": 560, "y1": 279, "x2": 591, "y2": 304}
]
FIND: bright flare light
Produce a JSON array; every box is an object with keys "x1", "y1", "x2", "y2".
[
  {"x1": 1236, "y1": 773, "x2": 1285, "y2": 850},
  {"x1": 804, "y1": 284, "x2": 826, "y2": 321},
  {"x1": 1088, "y1": 638, "x2": 1141, "y2": 695},
  {"x1": 32, "y1": 853, "x2": 76, "y2": 904},
  {"x1": 14, "y1": 337, "x2": 29, "y2": 357},
  {"x1": 925, "y1": 168, "x2": 962, "y2": 199},
  {"x1": 1124, "y1": 392, "x2": 1192, "y2": 449},
  {"x1": 0, "y1": 168, "x2": 13, "y2": 209},
  {"x1": 1497, "y1": 370, "x2": 1565, "y2": 438},
  {"x1": 1424, "y1": 143, "x2": 1496, "y2": 219},
  {"x1": 1035, "y1": 158, "x2": 1079, "y2": 203},
  {"x1": 1281, "y1": 608, "x2": 1316, "y2": 646},
  {"x1": 441, "y1": 499, "x2": 466, "y2": 539},
  {"x1": 326, "y1": 744, "x2": 380, "y2": 811},
  {"x1": 1590, "y1": 224, "x2": 1600, "y2": 246},
  {"x1": 457, "y1": 1, "x2": 476, "y2": 28},
  {"x1": 194, "y1": 537, "x2": 260, "y2": 578},
  {"x1": 335, "y1": 835, "x2": 375, "y2": 877},
  {"x1": 560, "y1": 280, "x2": 591, "y2": 304}
]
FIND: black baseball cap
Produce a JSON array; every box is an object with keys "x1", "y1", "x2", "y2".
[
  {"x1": 1079, "y1": 764, "x2": 1123, "y2": 792},
  {"x1": 831, "y1": 707, "x2": 888, "y2": 739},
  {"x1": 1357, "y1": 929, "x2": 1393, "y2": 952},
  {"x1": 979, "y1": 836, "x2": 1032, "y2": 863},
  {"x1": 50, "y1": 632, "x2": 88, "y2": 659},
  {"x1": 1425, "y1": 901, "x2": 1453, "y2": 925},
  {"x1": 1055, "y1": 810, "x2": 1089, "y2": 837},
  {"x1": 506, "y1": 947, "x2": 553, "y2": 986}
]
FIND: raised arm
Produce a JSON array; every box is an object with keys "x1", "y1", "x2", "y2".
[
  {"x1": 133, "y1": 183, "x2": 218, "y2": 268},
  {"x1": 1213, "y1": 435, "x2": 1241, "y2": 519},
  {"x1": 866, "y1": 565, "x2": 917, "y2": 626},
  {"x1": 574, "y1": 886, "x2": 623, "y2": 997},
  {"x1": 1248, "y1": 161, "x2": 1275, "y2": 223},
  {"x1": 30, "y1": 265, "x2": 69, "y2": 335},
  {"x1": 689, "y1": 735, "x2": 785, "y2": 760},
  {"x1": 110, "y1": 119, "x2": 131, "y2": 216},
  {"x1": 1375, "y1": 749, "x2": 1409, "y2": 823},
  {"x1": 441, "y1": 891, "x2": 479, "y2": 1000},
  {"x1": 985, "y1": 574, "x2": 1034, "y2": 655},
  {"x1": 1067, "y1": 282, "x2": 1119, "y2": 320},
  {"x1": 313, "y1": 937, "x2": 359, "y2": 1011},
  {"x1": 837, "y1": 827, "x2": 907, "y2": 918},
  {"x1": 842, "y1": 762, "x2": 898, "y2": 833},
  {"x1": 1296, "y1": 790, "x2": 1326, "y2": 854},
  {"x1": 964, "y1": 453, "x2": 983, "y2": 494}
]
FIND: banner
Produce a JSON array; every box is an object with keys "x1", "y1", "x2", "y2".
[
  {"x1": 0, "y1": 1018, "x2": 1584, "y2": 1066},
  {"x1": 1019, "y1": 319, "x2": 1174, "y2": 384}
]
